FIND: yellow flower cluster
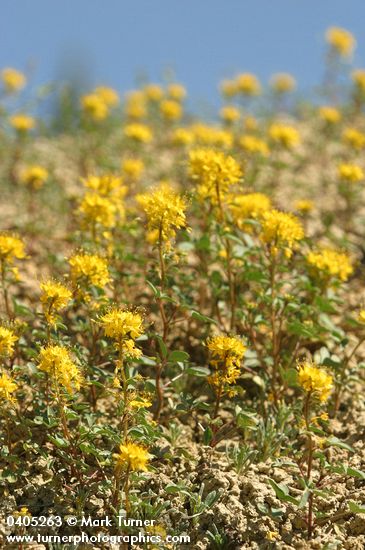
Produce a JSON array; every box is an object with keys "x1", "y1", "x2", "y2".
[
  {"x1": 207, "y1": 335, "x2": 246, "y2": 390},
  {"x1": 113, "y1": 442, "x2": 152, "y2": 472},
  {"x1": 136, "y1": 182, "x2": 187, "y2": 249},
  {"x1": 342, "y1": 128, "x2": 365, "y2": 150},
  {"x1": 81, "y1": 86, "x2": 119, "y2": 120},
  {"x1": 298, "y1": 360, "x2": 333, "y2": 402},
  {"x1": 0, "y1": 372, "x2": 17, "y2": 403},
  {"x1": 1, "y1": 67, "x2": 26, "y2": 92},
  {"x1": 238, "y1": 135, "x2": 269, "y2": 156},
  {"x1": 236, "y1": 73, "x2": 261, "y2": 96},
  {"x1": 306, "y1": 248, "x2": 353, "y2": 282},
  {"x1": 38, "y1": 345, "x2": 82, "y2": 393},
  {"x1": 294, "y1": 199, "x2": 314, "y2": 213},
  {"x1": 326, "y1": 26, "x2": 356, "y2": 57},
  {"x1": 269, "y1": 124, "x2": 300, "y2": 149},
  {"x1": 220, "y1": 106, "x2": 240, "y2": 124},
  {"x1": 121, "y1": 159, "x2": 144, "y2": 181},
  {"x1": 40, "y1": 280, "x2": 72, "y2": 325},
  {"x1": 189, "y1": 148, "x2": 242, "y2": 204},
  {"x1": 229, "y1": 193, "x2": 271, "y2": 231},
  {"x1": 171, "y1": 127, "x2": 194, "y2": 146},
  {"x1": 78, "y1": 192, "x2": 117, "y2": 230},
  {"x1": 319, "y1": 106, "x2": 341, "y2": 125},
  {"x1": 270, "y1": 73, "x2": 296, "y2": 93},
  {"x1": 190, "y1": 124, "x2": 232, "y2": 148},
  {"x1": 352, "y1": 69, "x2": 365, "y2": 92},
  {"x1": 260, "y1": 210, "x2": 304, "y2": 255},
  {"x1": 167, "y1": 83, "x2": 186, "y2": 101},
  {"x1": 160, "y1": 99, "x2": 182, "y2": 121},
  {"x1": 69, "y1": 253, "x2": 110, "y2": 288},
  {"x1": 10, "y1": 114, "x2": 35, "y2": 132},
  {"x1": 0, "y1": 234, "x2": 25, "y2": 265},
  {"x1": 99, "y1": 307, "x2": 144, "y2": 357},
  {"x1": 20, "y1": 165, "x2": 49, "y2": 190},
  {"x1": 0, "y1": 326, "x2": 18, "y2": 357},
  {"x1": 124, "y1": 123, "x2": 153, "y2": 143},
  {"x1": 338, "y1": 163, "x2": 364, "y2": 183}
]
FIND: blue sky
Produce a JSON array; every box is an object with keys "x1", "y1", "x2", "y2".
[{"x1": 2, "y1": 0, "x2": 365, "y2": 106}]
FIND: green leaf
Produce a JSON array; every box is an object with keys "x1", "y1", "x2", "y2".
[
  {"x1": 298, "y1": 487, "x2": 310, "y2": 509},
  {"x1": 168, "y1": 350, "x2": 190, "y2": 363},
  {"x1": 349, "y1": 501, "x2": 365, "y2": 514},
  {"x1": 191, "y1": 310, "x2": 217, "y2": 324},
  {"x1": 268, "y1": 479, "x2": 299, "y2": 506},
  {"x1": 326, "y1": 436, "x2": 354, "y2": 452},
  {"x1": 186, "y1": 366, "x2": 210, "y2": 377},
  {"x1": 156, "y1": 335, "x2": 168, "y2": 358}
]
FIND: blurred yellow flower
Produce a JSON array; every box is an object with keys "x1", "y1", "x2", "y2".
[
  {"x1": 10, "y1": 114, "x2": 35, "y2": 132},
  {"x1": 121, "y1": 158, "x2": 144, "y2": 181},
  {"x1": 270, "y1": 73, "x2": 296, "y2": 93},
  {"x1": 171, "y1": 127, "x2": 194, "y2": 146},
  {"x1": 40, "y1": 280, "x2": 72, "y2": 325},
  {"x1": 220, "y1": 105, "x2": 240, "y2": 124},
  {"x1": 326, "y1": 26, "x2": 356, "y2": 57},
  {"x1": 20, "y1": 165, "x2": 48, "y2": 190},
  {"x1": 1, "y1": 67, "x2": 26, "y2": 92},
  {"x1": 0, "y1": 326, "x2": 18, "y2": 357},
  {"x1": 269, "y1": 123, "x2": 300, "y2": 149},
  {"x1": 81, "y1": 93, "x2": 108, "y2": 120},
  {"x1": 235, "y1": 73, "x2": 261, "y2": 96},
  {"x1": 124, "y1": 123, "x2": 152, "y2": 143},
  {"x1": 238, "y1": 135, "x2": 269, "y2": 156},
  {"x1": 338, "y1": 163, "x2": 364, "y2": 183},
  {"x1": 352, "y1": 69, "x2": 365, "y2": 92},
  {"x1": 260, "y1": 210, "x2": 304, "y2": 255},
  {"x1": 0, "y1": 372, "x2": 17, "y2": 403},
  {"x1": 167, "y1": 83, "x2": 186, "y2": 101},
  {"x1": 319, "y1": 106, "x2": 341, "y2": 125},
  {"x1": 219, "y1": 79, "x2": 238, "y2": 98},
  {"x1": 160, "y1": 99, "x2": 182, "y2": 121},
  {"x1": 144, "y1": 83, "x2": 164, "y2": 101},
  {"x1": 94, "y1": 86, "x2": 119, "y2": 107},
  {"x1": 307, "y1": 248, "x2": 353, "y2": 282},
  {"x1": 0, "y1": 234, "x2": 25, "y2": 264},
  {"x1": 294, "y1": 199, "x2": 314, "y2": 213},
  {"x1": 342, "y1": 128, "x2": 365, "y2": 150}
]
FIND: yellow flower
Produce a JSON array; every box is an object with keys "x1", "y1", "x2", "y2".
[
  {"x1": 270, "y1": 73, "x2": 296, "y2": 93},
  {"x1": 20, "y1": 165, "x2": 49, "y2": 190},
  {"x1": 94, "y1": 86, "x2": 119, "y2": 107},
  {"x1": 238, "y1": 135, "x2": 269, "y2": 156},
  {"x1": 136, "y1": 182, "x2": 187, "y2": 249},
  {"x1": 81, "y1": 93, "x2": 108, "y2": 120},
  {"x1": 260, "y1": 210, "x2": 304, "y2": 254},
  {"x1": 294, "y1": 199, "x2": 314, "y2": 213},
  {"x1": 357, "y1": 310, "x2": 365, "y2": 324},
  {"x1": 38, "y1": 345, "x2": 82, "y2": 393},
  {"x1": 338, "y1": 163, "x2": 364, "y2": 183},
  {"x1": 40, "y1": 280, "x2": 72, "y2": 325},
  {"x1": 0, "y1": 234, "x2": 26, "y2": 264},
  {"x1": 121, "y1": 159, "x2": 144, "y2": 181},
  {"x1": 326, "y1": 26, "x2": 356, "y2": 57},
  {"x1": 229, "y1": 193, "x2": 271, "y2": 230},
  {"x1": 129, "y1": 395, "x2": 153, "y2": 409},
  {"x1": 352, "y1": 69, "x2": 365, "y2": 92},
  {"x1": 1, "y1": 68, "x2": 26, "y2": 92},
  {"x1": 124, "y1": 90, "x2": 147, "y2": 119},
  {"x1": 243, "y1": 116, "x2": 258, "y2": 132},
  {"x1": 171, "y1": 127, "x2": 194, "y2": 146},
  {"x1": 269, "y1": 124, "x2": 300, "y2": 149},
  {"x1": 266, "y1": 531, "x2": 280, "y2": 541},
  {"x1": 319, "y1": 106, "x2": 341, "y2": 125},
  {"x1": 113, "y1": 442, "x2": 152, "y2": 472},
  {"x1": 220, "y1": 79, "x2": 238, "y2": 98},
  {"x1": 78, "y1": 192, "x2": 117, "y2": 228},
  {"x1": 160, "y1": 99, "x2": 182, "y2": 121},
  {"x1": 298, "y1": 360, "x2": 333, "y2": 403},
  {"x1": 0, "y1": 372, "x2": 17, "y2": 403},
  {"x1": 306, "y1": 248, "x2": 353, "y2": 282},
  {"x1": 144, "y1": 83, "x2": 164, "y2": 102},
  {"x1": 167, "y1": 83, "x2": 186, "y2": 101},
  {"x1": 342, "y1": 128, "x2": 365, "y2": 150},
  {"x1": 207, "y1": 335, "x2": 246, "y2": 389},
  {"x1": 235, "y1": 73, "x2": 261, "y2": 96},
  {"x1": 0, "y1": 326, "x2": 18, "y2": 357},
  {"x1": 189, "y1": 148, "x2": 242, "y2": 204},
  {"x1": 220, "y1": 106, "x2": 240, "y2": 124},
  {"x1": 69, "y1": 253, "x2": 110, "y2": 288},
  {"x1": 100, "y1": 307, "x2": 143, "y2": 340},
  {"x1": 124, "y1": 123, "x2": 152, "y2": 143},
  {"x1": 10, "y1": 114, "x2": 35, "y2": 132},
  {"x1": 191, "y1": 124, "x2": 233, "y2": 148}
]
